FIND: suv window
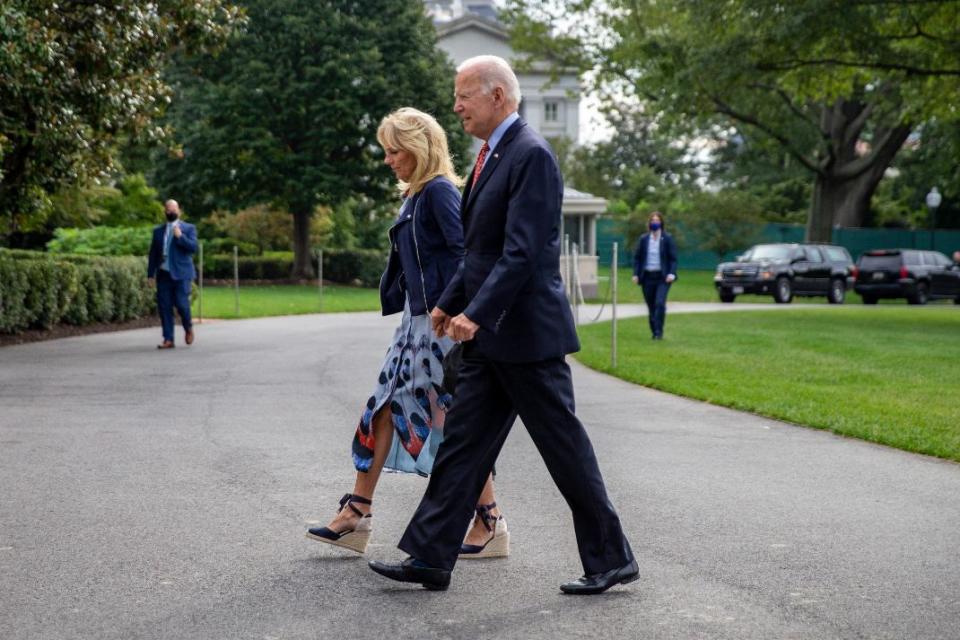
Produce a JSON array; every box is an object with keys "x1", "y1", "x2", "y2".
[
  {"x1": 743, "y1": 244, "x2": 794, "y2": 261},
  {"x1": 903, "y1": 250, "x2": 922, "y2": 265},
  {"x1": 804, "y1": 246, "x2": 824, "y2": 263},
  {"x1": 823, "y1": 246, "x2": 851, "y2": 262},
  {"x1": 859, "y1": 254, "x2": 901, "y2": 270},
  {"x1": 930, "y1": 252, "x2": 953, "y2": 267}
]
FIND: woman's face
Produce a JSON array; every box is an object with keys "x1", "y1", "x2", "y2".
[{"x1": 383, "y1": 146, "x2": 417, "y2": 182}]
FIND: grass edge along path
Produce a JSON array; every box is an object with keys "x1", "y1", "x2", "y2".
[
  {"x1": 574, "y1": 307, "x2": 960, "y2": 463},
  {"x1": 192, "y1": 284, "x2": 381, "y2": 319}
]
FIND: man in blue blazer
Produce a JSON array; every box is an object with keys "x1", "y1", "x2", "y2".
[
  {"x1": 632, "y1": 212, "x2": 678, "y2": 339},
  {"x1": 369, "y1": 56, "x2": 636, "y2": 595},
  {"x1": 147, "y1": 200, "x2": 197, "y2": 349}
]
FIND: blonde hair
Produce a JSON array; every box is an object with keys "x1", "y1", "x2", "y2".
[{"x1": 377, "y1": 107, "x2": 464, "y2": 195}]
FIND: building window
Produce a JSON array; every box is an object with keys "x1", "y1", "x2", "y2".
[{"x1": 544, "y1": 101, "x2": 559, "y2": 122}]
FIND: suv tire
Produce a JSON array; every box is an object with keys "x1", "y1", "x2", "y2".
[
  {"x1": 719, "y1": 290, "x2": 736, "y2": 303},
  {"x1": 773, "y1": 277, "x2": 793, "y2": 304},
  {"x1": 908, "y1": 282, "x2": 929, "y2": 305},
  {"x1": 827, "y1": 279, "x2": 845, "y2": 304}
]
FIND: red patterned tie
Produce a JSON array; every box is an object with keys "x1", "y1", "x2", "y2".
[{"x1": 472, "y1": 142, "x2": 490, "y2": 185}]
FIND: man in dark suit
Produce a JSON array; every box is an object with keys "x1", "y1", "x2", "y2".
[
  {"x1": 369, "y1": 55, "x2": 637, "y2": 594},
  {"x1": 632, "y1": 212, "x2": 678, "y2": 340},
  {"x1": 147, "y1": 199, "x2": 197, "y2": 349}
]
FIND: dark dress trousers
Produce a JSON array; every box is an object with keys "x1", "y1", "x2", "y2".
[
  {"x1": 147, "y1": 222, "x2": 197, "y2": 341},
  {"x1": 633, "y1": 232, "x2": 678, "y2": 338},
  {"x1": 397, "y1": 118, "x2": 634, "y2": 575}
]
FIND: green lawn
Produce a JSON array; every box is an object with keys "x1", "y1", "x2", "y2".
[
  {"x1": 590, "y1": 267, "x2": 939, "y2": 305},
  {"x1": 575, "y1": 307, "x2": 960, "y2": 462},
  {"x1": 192, "y1": 284, "x2": 380, "y2": 319}
]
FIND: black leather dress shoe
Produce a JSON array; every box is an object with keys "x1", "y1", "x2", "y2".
[
  {"x1": 368, "y1": 557, "x2": 451, "y2": 591},
  {"x1": 560, "y1": 559, "x2": 639, "y2": 595}
]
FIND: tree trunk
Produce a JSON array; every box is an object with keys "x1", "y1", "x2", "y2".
[
  {"x1": 806, "y1": 168, "x2": 891, "y2": 242},
  {"x1": 291, "y1": 207, "x2": 314, "y2": 279},
  {"x1": 805, "y1": 100, "x2": 911, "y2": 241}
]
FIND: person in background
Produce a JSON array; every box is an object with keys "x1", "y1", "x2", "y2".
[
  {"x1": 952, "y1": 250, "x2": 960, "y2": 265},
  {"x1": 306, "y1": 108, "x2": 508, "y2": 559},
  {"x1": 632, "y1": 211, "x2": 678, "y2": 340},
  {"x1": 147, "y1": 200, "x2": 196, "y2": 349}
]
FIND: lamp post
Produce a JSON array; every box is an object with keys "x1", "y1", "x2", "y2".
[{"x1": 926, "y1": 187, "x2": 942, "y2": 250}]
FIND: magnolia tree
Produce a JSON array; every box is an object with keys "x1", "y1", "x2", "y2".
[{"x1": 0, "y1": 0, "x2": 244, "y2": 237}]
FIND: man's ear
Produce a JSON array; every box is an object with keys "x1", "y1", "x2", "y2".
[{"x1": 492, "y1": 86, "x2": 505, "y2": 107}]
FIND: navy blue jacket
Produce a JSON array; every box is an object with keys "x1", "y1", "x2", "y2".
[
  {"x1": 633, "y1": 231, "x2": 678, "y2": 280},
  {"x1": 380, "y1": 176, "x2": 464, "y2": 316},
  {"x1": 436, "y1": 119, "x2": 579, "y2": 363},
  {"x1": 147, "y1": 221, "x2": 197, "y2": 281}
]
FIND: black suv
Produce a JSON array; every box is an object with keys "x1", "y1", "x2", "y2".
[
  {"x1": 854, "y1": 249, "x2": 960, "y2": 305},
  {"x1": 714, "y1": 243, "x2": 855, "y2": 304}
]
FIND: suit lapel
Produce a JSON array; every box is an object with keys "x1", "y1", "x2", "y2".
[{"x1": 463, "y1": 119, "x2": 526, "y2": 217}]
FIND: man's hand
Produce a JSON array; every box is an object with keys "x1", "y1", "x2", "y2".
[
  {"x1": 665, "y1": 274, "x2": 676, "y2": 283},
  {"x1": 172, "y1": 223, "x2": 182, "y2": 239},
  {"x1": 631, "y1": 275, "x2": 639, "y2": 285},
  {"x1": 446, "y1": 313, "x2": 479, "y2": 342},
  {"x1": 430, "y1": 307, "x2": 450, "y2": 338},
  {"x1": 147, "y1": 277, "x2": 155, "y2": 287}
]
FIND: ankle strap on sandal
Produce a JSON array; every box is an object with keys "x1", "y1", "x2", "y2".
[
  {"x1": 338, "y1": 493, "x2": 372, "y2": 517},
  {"x1": 475, "y1": 501, "x2": 499, "y2": 532}
]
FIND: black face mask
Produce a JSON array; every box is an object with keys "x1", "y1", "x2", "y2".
[{"x1": 165, "y1": 212, "x2": 178, "y2": 222}]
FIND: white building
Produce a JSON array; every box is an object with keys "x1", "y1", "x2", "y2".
[{"x1": 427, "y1": 0, "x2": 603, "y2": 297}]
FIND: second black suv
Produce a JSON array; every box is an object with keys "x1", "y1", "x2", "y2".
[
  {"x1": 714, "y1": 243, "x2": 855, "y2": 304},
  {"x1": 854, "y1": 249, "x2": 960, "y2": 305}
]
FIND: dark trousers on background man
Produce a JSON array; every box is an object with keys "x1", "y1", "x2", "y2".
[
  {"x1": 398, "y1": 343, "x2": 634, "y2": 574},
  {"x1": 156, "y1": 270, "x2": 192, "y2": 343},
  {"x1": 641, "y1": 270, "x2": 671, "y2": 339}
]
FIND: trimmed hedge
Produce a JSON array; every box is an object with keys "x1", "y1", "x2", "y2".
[
  {"x1": 322, "y1": 248, "x2": 385, "y2": 288},
  {"x1": 0, "y1": 249, "x2": 154, "y2": 334},
  {"x1": 202, "y1": 248, "x2": 386, "y2": 287}
]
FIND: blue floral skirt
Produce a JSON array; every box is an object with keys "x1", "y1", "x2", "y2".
[{"x1": 351, "y1": 299, "x2": 456, "y2": 476}]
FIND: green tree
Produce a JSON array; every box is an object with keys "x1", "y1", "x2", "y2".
[
  {"x1": 152, "y1": 0, "x2": 469, "y2": 277},
  {"x1": 209, "y1": 205, "x2": 293, "y2": 254},
  {"x1": 677, "y1": 190, "x2": 766, "y2": 260},
  {"x1": 506, "y1": 0, "x2": 960, "y2": 241},
  {"x1": 0, "y1": 0, "x2": 243, "y2": 238}
]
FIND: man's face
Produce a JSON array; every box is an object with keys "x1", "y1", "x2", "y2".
[
  {"x1": 165, "y1": 203, "x2": 180, "y2": 219},
  {"x1": 454, "y1": 70, "x2": 500, "y2": 141}
]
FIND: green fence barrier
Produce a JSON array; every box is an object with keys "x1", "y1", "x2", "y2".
[{"x1": 597, "y1": 219, "x2": 960, "y2": 270}]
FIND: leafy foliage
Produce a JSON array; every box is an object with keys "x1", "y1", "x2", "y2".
[
  {"x1": 505, "y1": 0, "x2": 960, "y2": 237},
  {"x1": 152, "y1": 0, "x2": 468, "y2": 276},
  {"x1": 0, "y1": 250, "x2": 153, "y2": 332},
  {"x1": 47, "y1": 226, "x2": 154, "y2": 256},
  {"x1": 0, "y1": 1, "x2": 243, "y2": 236},
  {"x1": 208, "y1": 205, "x2": 293, "y2": 254}
]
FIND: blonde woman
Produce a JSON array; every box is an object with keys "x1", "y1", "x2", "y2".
[{"x1": 307, "y1": 108, "x2": 508, "y2": 558}]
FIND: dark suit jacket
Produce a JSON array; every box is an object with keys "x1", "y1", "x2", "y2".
[
  {"x1": 436, "y1": 119, "x2": 579, "y2": 363},
  {"x1": 633, "y1": 231, "x2": 678, "y2": 280},
  {"x1": 148, "y1": 221, "x2": 197, "y2": 281},
  {"x1": 379, "y1": 176, "x2": 464, "y2": 316}
]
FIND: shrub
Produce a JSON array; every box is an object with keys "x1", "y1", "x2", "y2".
[
  {"x1": 208, "y1": 205, "x2": 293, "y2": 254},
  {"x1": 47, "y1": 225, "x2": 154, "y2": 256},
  {"x1": 203, "y1": 254, "x2": 295, "y2": 280},
  {"x1": 200, "y1": 248, "x2": 384, "y2": 285},
  {"x1": 322, "y1": 248, "x2": 386, "y2": 288},
  {"x1": 203, "y1": 238, "x2": 260, "y2": 257},
  {"x1": 0, "y1": 249, "x2": 153, "y2": 333}
]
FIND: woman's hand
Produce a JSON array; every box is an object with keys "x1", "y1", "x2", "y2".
[{"x1": 430, "y1": 307, "x2": 450, "y2": 338}]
